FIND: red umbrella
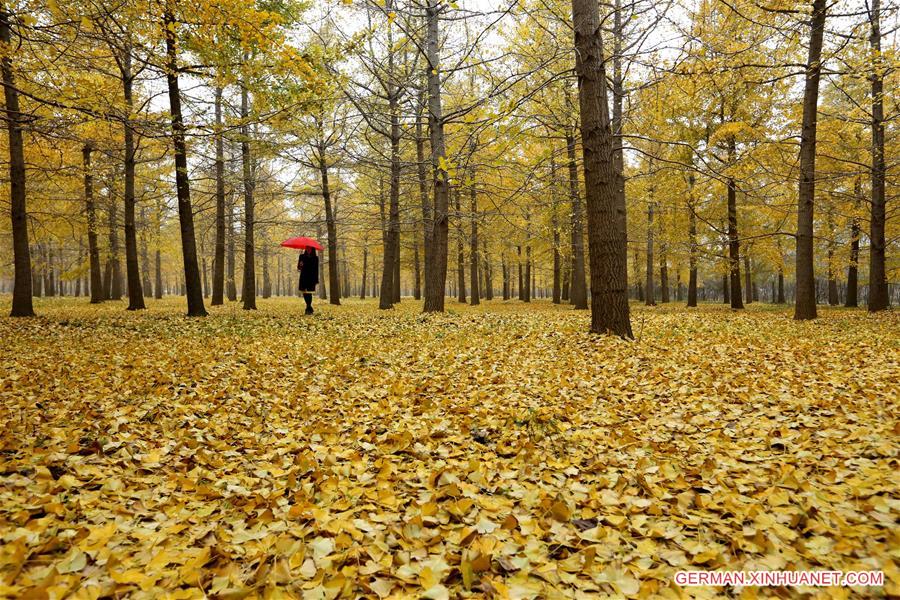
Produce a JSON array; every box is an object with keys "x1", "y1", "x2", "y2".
[{"x1": 281, "y1": 236, "x2": 323, "y2": 251}]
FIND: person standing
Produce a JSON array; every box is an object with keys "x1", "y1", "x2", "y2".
[{"x1": 297, "y1": 247, "x2": 319, "y2": 314}]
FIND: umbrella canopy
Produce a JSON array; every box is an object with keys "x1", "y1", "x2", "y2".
[{"x1": 281, "y1": 236, "x2": 323, "y2": 251}]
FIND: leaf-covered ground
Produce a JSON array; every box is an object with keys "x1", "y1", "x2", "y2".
[{"x1": 0, "y1": 298, "x2": 897, "y2": 599}]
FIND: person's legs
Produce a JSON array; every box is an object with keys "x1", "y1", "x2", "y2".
[{"x1": 303, "y1": 293, "x2": 313, "y2": 314}]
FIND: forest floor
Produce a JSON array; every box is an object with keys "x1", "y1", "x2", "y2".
[{"x1": 0, "y1": 297, "x2": 897, "y2": 599}]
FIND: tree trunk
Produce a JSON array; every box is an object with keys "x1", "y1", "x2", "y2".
[
  {"x1": 846, "y1": 177, "x2": 861, "y2": 307},
  {"x1": 83, "y1": 145, "x2": 104, "y2": 303},
  {"x1": 483, "y1": 237, "x2": 493, "y2": 300},
  {"x1": 456, "y1": 187, "x2": 466, "y2": 302},
  {"x1": 163, "y1": 1, "x2": 206, "y2": 316},
  {"x1": 140, "y1": 205, "x2": 152, "y2": 297},
  {"x1": 868, "y1": 0, "x2": 888, "y2": 311},
  {"x1": 422, "y1": 0, "x2": 449, "y2": 312},
  {"x1": 794, "y1": 0, "x2": 827, "y2": 320},
  {"x1": 726, "y1": 170, "x2": 743, "y2": 309},
  {"x1": 502, "y1": 252, "x2": 509, "y2": 300},
  {"x1": 212, "y1": 85, "x2": 226, "y2": 305},
  {"x1": 318, "y1": 141, "x2": 341, "y2": 305},
  {"x1": 2, "y1": 2, "x2": 33, "y2": 316},
  {"x1": 416, "y1": 86, "x2": 432, "y2": 297},
  {"x1": 687, "y1": 175, "x2": 698, "y2": 307},
  {"x1": 239, "y1": 80, "x2": 256, "y2": 310},
  {"x1": 646, "y1": 200, "x2": 655, "y2": 306},
  {"x1": 226, "y1": 191, "x2": 237, "y2": 301},
  {"x1": 552, "y1": 160, "x2": 561, "y2": 304},
  {"x1": 413, "y1": 242, "x2": 421, "y2": 300},
  {"x1": 122, "y1": 45, "x2": 145, "y2": 310},
  {"x1": 572, "y1": 0, "x2": 632, "y2": 336},
  {"x1": 744, "y1": 253, "x2": 753, "y2": 304},
  {"x1": 107, "y1": 187, "x2": 123, "y2": 300},
  {"x1": 154, "y1": 199, "x2": 163, "y2": 299},
  {"x1": 565, "y1": 128, "x2": 587, "y2": 309},
  {"x1": 778, "y1": 267, "x2": 785, "y2": 304},
  {"x1": 469, "y1": 171, "x2": 480, "y2": 306},
  {"x1": 360, "y1": 246, "x2": 368, "y2": 299}
]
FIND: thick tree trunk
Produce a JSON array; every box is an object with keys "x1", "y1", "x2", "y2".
[
  {"x1": 846, "y1": 178, "x2": 861, "y2": 307},
  {"x1": 572, "y1": 0, "x2": 632, "y2": 336},
  {"x1": 645, "y1": 201, "x2": 655, "y2": 306},
  {"x1": 565, "y1": 129, "x2": 587, "y2": 309},
  {"x1": 212, "y1": 85, "x2": 226, "y2": 305},
  {"x1": 416, "y1": 87, "x2": 432, "y2": 296},
  {"x1": 794, "y1": 0, "x2": 827, "y2": 320},
  {"x1": 163, "y1": 2, "x2": 206, "y2": 316},
  {"x1": 868, "y1": 0, "x2": 888, "y2": 311},
  {"x1": 240, "y1": 81, "x2": 256, "y2": 310},
  {"x1": 83, "y1": 145, "x2": 104, "y2": 303},
  {"x1": 2, "y1": 3, "x2": 33, "y2": 316},
  {"x1": 422, "y1": 0, "x2": 449, "y2": 312},
  {"x1": 122, "y1": 46, "x2": 145, "y2": 310}
]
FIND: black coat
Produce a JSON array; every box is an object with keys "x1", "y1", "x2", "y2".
[{"x1": 297, "y1": 254, "x2": 319, "y2": 291}]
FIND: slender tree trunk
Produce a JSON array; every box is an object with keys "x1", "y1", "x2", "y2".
[
  {"x1": 240, "y1": 79, "x2": 256, "y2": 310},
  {"x1": 212, "y1": 85, "x2": 226, "y2": 305},
  {"x1": 469, "y1": 170, "x2": 480, "y2": 306},
  {"x1": 565, "y1": 128, "x2": 587, "y2": 309},
  {"x1": 140, "y1": 206, "x2": 152, "y2": 297},
  {"x1": 794, "y1": 0, "x2": 827, "y2": 320},
  {"x1": 687, "y1": 175, "x2": 698, "y2": 307},
  {"x1": 726, "y1": 168, "x2": 743, "y2": 309},
  {"x1": 744, "y1": 253, "x2": 753, "y2": 304},
  {"x1": 777, "y1": 267, "x2": 785, "y2": 304},
  {"x1": 659, "y1": 208, "x2": 668, "y2": 304},
  {"x1": 83, "y1": 145, "x2": 104, "y2": 303},
  {"x1": 163, "y1": 1, "x2": 206, "y2": 316},
  {"x1": 361, "y1": 246, "x2": 368, "y2": 299},
  {"x1": 572, "y1": 0, "x2": 631, "y2": 335},
  {"x1": 154, "y1": 198, "x2": 163, "y2": 299},
  {"x1": 317, "y1": 140, "x2": 341, "y2": 305},
  {"x1": 2, "y1": 3, "x2": 33, "y2": 316},
  {"x1": 552, "y1": 158, "x2": 561, "y2": 304},
  {"x1": 262, "y1": 245, "x2": 271, "y2": 299},
  {"x1": 646, "y1": 200, "x2": 655, "y2": 306},
  {"x1": 455, "y1": 187, "x2": 466, "y2": 302},
  {"x1": 483, "y1": 237, "x2": 493, "y2": 300},
  {"x1": 416, "y1": 86, "x2": 432, "y2": 296},
  {"x1": 413, "y1": 242, "x2": 421, "y2": 300},
  {"x1": 122, "y1": 45, "x2": 145, "y2": 310},
  {"x1": 502, "y1": 252, "x2": 509, "y2": 300},
  {"x1": 868, "y1": 0, "x2": 888, "y2": 311},
  {"x1": 107, "y1": 187, "x2": 123, "y2": 300},
  {"x1": 226, "y1": 192, "x2": 237, "y2": 301},
  {"x1": 846, "y1": 177, "x2": 861, "y2": 307}
]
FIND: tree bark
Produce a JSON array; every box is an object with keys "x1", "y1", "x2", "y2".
[
  {"x1": 469, "y1": 169, "x2": 480, "y2": 306},
  {"x1": 793, "y1": 0, "x2": 827, "y2": 320},
  {"x1": 140, "y1": 205, "x2": 152, "y2": 297},
  {"x1": 317, "y1": 137, "x2": 341, "y2": 305},
  {"x1": 360, "y1": 246, "x2": 368, "y2": 299},
  {"x1": 2, "y1": 2, "x2": 33, "y2": 316},
  {"x1": 687, "y1": 175, "x2": 698, "y2": 307},
  {"x1": 726, "y1": 170, "x2": 743, "y2": 309},
  {"x1": 646, "y1": 200, "x2": 655, "y2": 306},
  {"x1": 552, "y1": 156, "x2": 561, "y2": 304},
  {"x1": 212, "y1": 85, "x2": 226, "y2": 305},
  {"x1": 226, "y1": 190, "x2": 237, "y2": 301},
  {"x1": 846, "y1": 177, "x2": 861, "y2": 307},
  {"x1": 868, "y1": 0, "x2": 888, "y2": 311},
  {"x1": 239, "y1": 79, "x2": 256, "y2": 310},
  {"x1": 83, "y1": 145, "x2": 104, "y2": 303},
  {"x1": 163, "y1": 1, "x2": 206, "y2": 316},
  {"x1": 422, "y1": 0, "x2": 449, "y2": 312},
  {"x1": 455, "y1": 187, "x2": 466, "y2": 302},
  {"x1": 744, "y1": 253, "x2": 753, "y2": 304},
  {"x1": 572, "y1": 0, "x2": 632, "y2": 336},
  {"x1": 106, "y1": 186, "x2": 123, "y2": 300},
  {"x1": 483, "y1": 237, "x2": 493, "y2": 300},
  {"x1": 565, "y1": 128, "x2": 587, "y2": 309},
  {"x1": 121, "y1": 43, "x2": 145, "y2": 309}
]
